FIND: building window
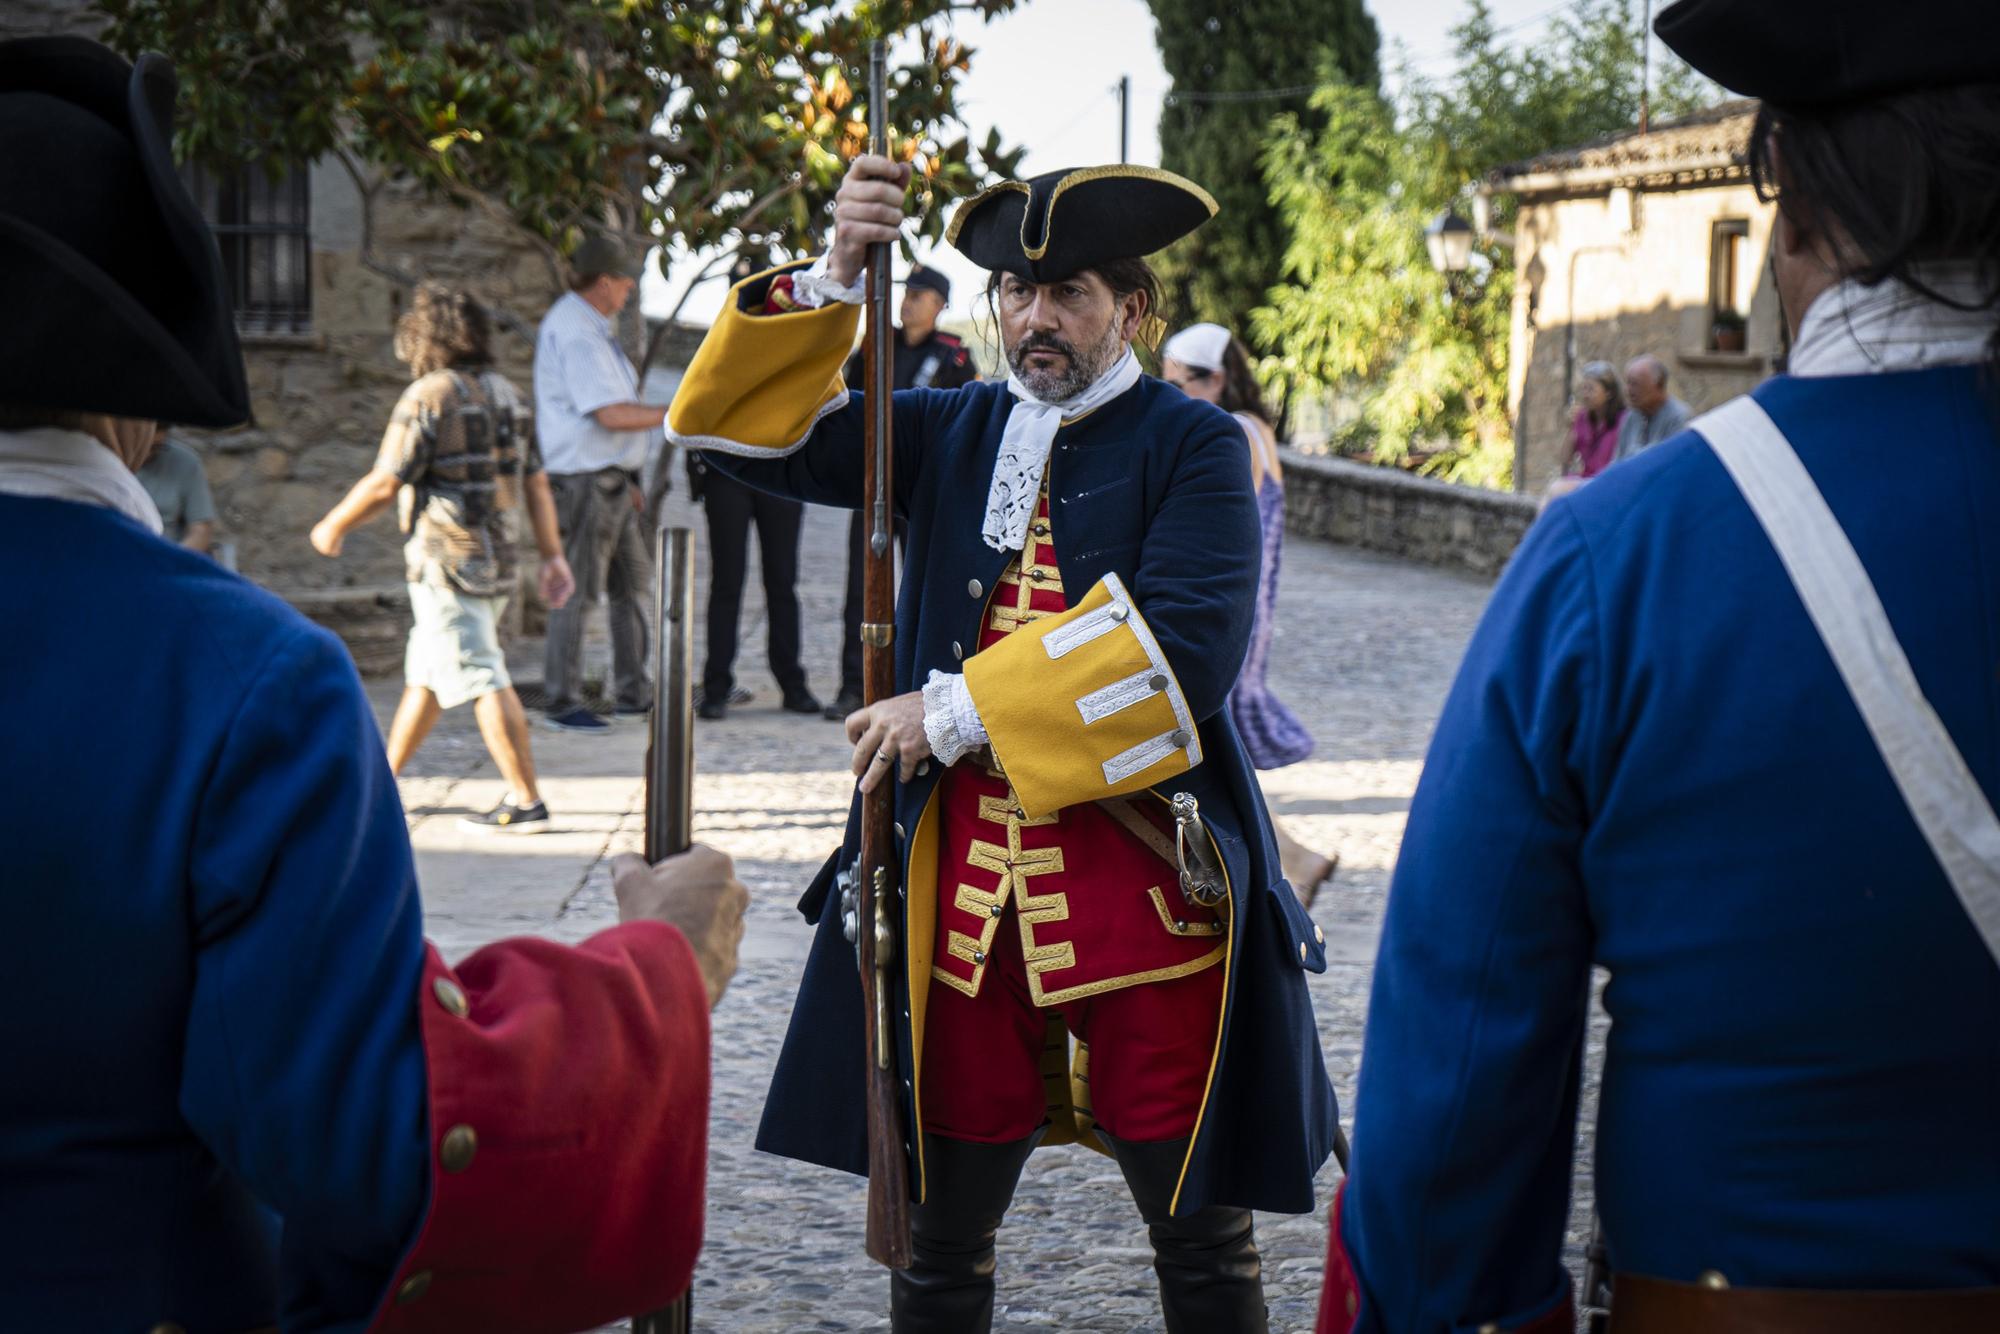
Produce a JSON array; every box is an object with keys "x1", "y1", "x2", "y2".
[
  {"x1": 181, "y1": 162, "x2": 312, "y2": 335},
  {"x1": 1708, "y1": 218, "x2": 1752, "y2": 352}
]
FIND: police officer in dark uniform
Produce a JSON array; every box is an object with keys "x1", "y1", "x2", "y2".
[{"x1": 824, "y1": 264, "x2": 978, "y2": 720}]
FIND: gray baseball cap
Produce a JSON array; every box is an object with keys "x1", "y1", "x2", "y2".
[{"x1": 570, "y1": 235, "x2": 644, "y2": 281}]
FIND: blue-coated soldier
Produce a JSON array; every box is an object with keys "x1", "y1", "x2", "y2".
[{"x1": 1320, "y1": 2, "x2": 2000, "y2": 1331}]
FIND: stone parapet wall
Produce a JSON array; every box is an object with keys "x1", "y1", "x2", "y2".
[{"x1": 1279, "y1": 448, "x2": 1537, "y2": 578}]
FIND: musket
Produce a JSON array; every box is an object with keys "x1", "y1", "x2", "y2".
[
  {"x1": 633, "y1": 524, "x2": 696, "y2": 1334},
  {"x1": 853, "y1": 36, "x2": 915, "y2": 1272}
]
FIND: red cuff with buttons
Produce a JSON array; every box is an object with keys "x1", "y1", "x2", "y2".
[
  {"x1": 366, "y1": 923, "x2": 711, "y2": 1334},
  {"x1": 1314, "y1": 1180, "x2": 1575, "y2": 1334}
]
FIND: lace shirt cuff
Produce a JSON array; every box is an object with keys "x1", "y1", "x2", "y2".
[
  {"x1": 787, "y1": 256, "x2": 867, "y2": 310},
  {"x1": 922, "y1": 669, "x2": 989, "y2": 767}
]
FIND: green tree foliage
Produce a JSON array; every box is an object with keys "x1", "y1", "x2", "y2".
[
  {"x1": 1147, "y1": 0, "x2": 1380, "y2": 342},
  {"x1": 1253, "y1": 0, "x2": 1720, "y2": 486},
  {"x1": 94, "y1": 0, "x2": 1024, "y2": 323}
]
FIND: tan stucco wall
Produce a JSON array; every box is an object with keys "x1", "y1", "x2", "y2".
[{"x1": 1507, "y1": 181, "x2": 1783, "y2": 490}]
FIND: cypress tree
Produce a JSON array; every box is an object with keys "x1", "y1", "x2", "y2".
[{"x1": 1148, "y1": 0, "x2": 1382, "y2": 348}]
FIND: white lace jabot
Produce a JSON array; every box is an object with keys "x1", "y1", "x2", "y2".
[{"x1": 985, "y1": 347, "x2": 1142, "y2": 552}]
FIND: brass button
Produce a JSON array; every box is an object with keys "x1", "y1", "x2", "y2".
[
  {"x1": 989, "y1": 904, "x2": 1003, "y2": 918},
  {"x1": 951, "y1": 641, "x2": 963, "y2": 660},
  {"x1": 894, "y1": 822, "x2": 906, "y2": 840},
  {"x1": 440, "y1": 1123, "x2": 478, "y2": 1173},
  {"x1": 967, "y1": 578, "x2": 983, "y2": 598},
  {"x1": 1012, "y1": 807, "x2": 1026, "y2": 820},
  {"x1": 1108, "y1": 603, "x2": 1129, "y2": 622},
  {"x1": 1315, "y1": 924, "x2": 1325, "y2": 944},
  {"x1": 149, "y1": 1325, "x2": 187, "y2": 1334},
  {"x1": 432, "y1": 977, "x2": 469, "y2": 1018},
  {"x1": 1698, "y1": 1270, "x2": 1730, "y2": 1290},
  {"x1": 1478, "y1": 1326, "x2": 1499, "y2": 1334},
  {"x1": 972, "y1": 950, "x2": 986, "y2": 964},
  {"x1": 1148, "y1": 674, "x2": 1168, "y2": 692},
  {"x1": 1345, "y1": 1291, "x2": 1358, "y2": 1317},
  {"x1": 1175, "y1": 919, "x2": 1188, "y2": 930},
  {"x1": 396, "y1": 1270, "x2": 433, "y2": 1304},
  {"x1": 1299, "y1": 941, "x2": 1309, "y2": 963},
  {"x1": 1171, "y1": 729, "x2": 1192, "y2": 749},
  {"x1": 916, "y1": 761, "x2": 930, "y2": 777}
]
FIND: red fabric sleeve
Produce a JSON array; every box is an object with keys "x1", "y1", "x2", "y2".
[
  {"x1": 1315, "y1": 1180, "x2": 1576, "y2": 1334},
  {"x1": 367, "y1": 921, "x2": 710, "y2": 1333}
]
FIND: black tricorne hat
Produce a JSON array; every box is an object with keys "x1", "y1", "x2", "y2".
[
  {"x1": 905, "y1": 265, "x2": 950, "y2": 302},
  {"x1": 0, "y1": 36, "x2": 248, "y2": 427},
  {"x1": 1656, "y1": 0, "x2": 2000, "y2": 106},
  {"x1": 946, "y1": 166, "x2": 1217, "y2": 284}
]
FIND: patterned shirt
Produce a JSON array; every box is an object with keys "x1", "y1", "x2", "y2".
[{"x1": 374, "y1": 368, "x2": 540, "y2": 598}]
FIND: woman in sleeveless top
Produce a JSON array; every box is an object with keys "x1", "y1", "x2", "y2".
[{"x1": 1163, "y1": 323, "x2": 1339, "y2": 906}]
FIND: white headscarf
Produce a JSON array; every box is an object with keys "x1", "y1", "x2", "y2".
[
  {"x1": 0, "y1": 428, "x2": 162, "y2": 534},
  {"x1": 985, "y1": 346, "x2": 1142, "y2": 552},
  {"x1": 1161, "y1": 323, "x2": 1232, "y2": 374}
]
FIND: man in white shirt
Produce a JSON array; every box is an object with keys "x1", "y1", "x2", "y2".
[{"x1": 534, "y1": 236, "x2": 666, "y2": 732}]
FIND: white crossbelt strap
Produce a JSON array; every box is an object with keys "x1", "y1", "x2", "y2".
[{"x1": 1695, "y1": 395, "x2": 2000, "y2": 970}]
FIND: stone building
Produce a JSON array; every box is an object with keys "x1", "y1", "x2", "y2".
[
  {"x1": 1485, "y1": 101, "x2": 1783, "y2": 490},
  {"x1": 6, "y1": 1, "x2": 672, "y2": 672}
]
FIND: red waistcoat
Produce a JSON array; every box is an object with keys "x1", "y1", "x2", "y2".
[{"x1": 931, "y1": 491, "x2": 1225, "y2": 1006}]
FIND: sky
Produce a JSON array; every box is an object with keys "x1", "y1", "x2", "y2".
[{"x1": 641, "y1": 0, "x2": 1637, "y2": 327}]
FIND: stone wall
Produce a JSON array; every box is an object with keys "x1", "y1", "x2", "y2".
[{"x1": 1280, "y1": 448, "x2": 1538, "y2": 578}]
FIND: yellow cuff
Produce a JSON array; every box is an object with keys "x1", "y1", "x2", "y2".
[
  {"x1": 664, "y1": 261, "x2": 858, "y2": 456},
  {"x1": 962, "y1": 573, "x2": 1200, "y2": 819}
]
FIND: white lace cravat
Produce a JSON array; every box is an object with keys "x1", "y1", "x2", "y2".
[{"x1": 985, "y1": 347, "x2": 1143, "y2": 553}]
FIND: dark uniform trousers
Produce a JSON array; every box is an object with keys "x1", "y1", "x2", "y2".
[{"x1": 699, "y1": 464, "x2": 808, "y2": 701}]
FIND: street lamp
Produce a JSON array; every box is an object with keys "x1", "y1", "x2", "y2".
[{"x1": 1425, "y1": 208, "x2": 1476, "y2": 275}]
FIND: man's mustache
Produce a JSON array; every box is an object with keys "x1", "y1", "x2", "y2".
[{"x1": 1014, "y1": 334, "x2": 1077, "y2": 360}]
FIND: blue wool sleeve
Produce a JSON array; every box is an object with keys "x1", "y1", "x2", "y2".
[
  {"x1": 1342, "y1": 506, "x2": 1598, "y2": 1331},
  {"x1": 181, "y1": 624, "x2": 430, "y2": 1326}
]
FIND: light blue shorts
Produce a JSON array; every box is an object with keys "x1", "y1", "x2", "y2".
[{"x1": 405, "y1": 581, "x2": 510, "y2": 710}]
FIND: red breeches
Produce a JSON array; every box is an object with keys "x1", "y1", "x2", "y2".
[{"x1": 920, "y1": 904, "x2": 1224, "y2": 1145}]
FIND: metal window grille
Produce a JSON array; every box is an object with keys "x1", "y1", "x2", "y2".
[{"x1": 181, "y1": 161, "x2": 312, "y2": 335}]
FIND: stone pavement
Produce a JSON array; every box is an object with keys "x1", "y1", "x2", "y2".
[{"x1": 375, "y1": 484, "x2": 1589, "y2": 1332}]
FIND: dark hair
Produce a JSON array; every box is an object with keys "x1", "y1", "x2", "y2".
[
  {"x1": 1212, "y1": 334, "x2": 1271, "y2": 423},
  {"x1": 393, "y1": 282, "x2": 492, "y2": 378},
  {"x1": 1578, "y1": 360, "x2": 1626, "y2": 427},
  {"x1": 984, "y1": 257, "x2": 1166, "y2": 349},
  {"x1": 1750, "y1": 86, "x2": 2000, "y2": 363}
]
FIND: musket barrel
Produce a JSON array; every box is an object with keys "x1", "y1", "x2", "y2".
[{"x1": 646, "y1": 526, "x2": 696, "y2": 862}]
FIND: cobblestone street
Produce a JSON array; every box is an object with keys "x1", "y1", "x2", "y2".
[{"x1": 377, "y1": 485, "x2": 1512, "y2": 1332}]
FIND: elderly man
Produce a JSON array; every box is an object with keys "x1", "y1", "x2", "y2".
[
  {"x1": 136, "y1": 427, "x2": 217, "y2": 553},
  {"x1": 670, "y1": 156, "x2": 1338, "y2": 1332},
  {"x1": 534, "y1": 235, "x2": 665, "y2": 733},
  {"x1": 0, "y1": 37, "x2": 741, "y2": 1332},
  {"x1": 1612, "y1": 353, "x2": 1692, "y2": 462},
  {"x1": 1320, "y1": 1, "x2": 2000, "y2": 1330}
]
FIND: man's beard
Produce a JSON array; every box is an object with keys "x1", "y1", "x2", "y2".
[{"x1": 1005, "y1": 322, "x2": 1126, "y2": 402}]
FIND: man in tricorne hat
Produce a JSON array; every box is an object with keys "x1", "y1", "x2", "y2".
[
  {"x1": 823, "y1": 262, "x2": 979, "y2": 719},
  {"x1": 534, "y1": 233, "x2": 662, "y2": 733},
  {"x1": 669, "y1": 155, "x2": 1339, "y2": 1331},
  {"x1": 0, "y1": 36, "x2": 741, "y2": 1332},
  {"x1": 1318, "y1": 2, "x2": 2000, "y2": 1331}
]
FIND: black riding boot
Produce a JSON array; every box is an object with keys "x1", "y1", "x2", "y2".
[
  {"x1": 1106, "y1": 1133, "x2": 1269, "y2": 1334},
  {"x1": 889, "y1": 1131, "x2": 1041, "y2": 1334}
]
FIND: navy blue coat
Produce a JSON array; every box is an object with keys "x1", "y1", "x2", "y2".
[
  {"x1": 713, "y1": 375, "x2": 1341, "y2": 1215},
  {"x1": 1339, "y1": 367, "x2": 2000, "y2": 1329}
]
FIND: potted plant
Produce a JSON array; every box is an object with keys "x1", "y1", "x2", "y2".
[{"x1": 1711, "y1": 310, "x2": 1749, "y2": 353}]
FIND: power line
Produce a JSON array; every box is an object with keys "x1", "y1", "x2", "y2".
[{"x1": 1163, "y1": 82, "x2": 1320, "y2": 107}]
